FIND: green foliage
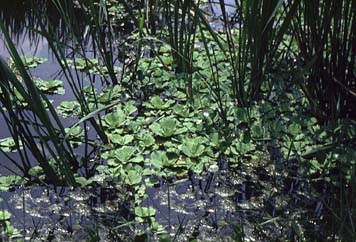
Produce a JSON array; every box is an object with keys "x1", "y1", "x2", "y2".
[
  {"x1": 294, "y1": 0, "x2": 356, "y2": 122},
  {"x1": 0, "y1": 175, "x2": 24, "y2": 191},
  {"x1": 114, "y1": 146, "x2": 136, "y2": 163},
  {"x1": 19, "y1": 56, "x2": 47, "y2": 68},
  {"x1": 1, "y1": 0, "x2": 356, "y2": 240},
  {"x1": 103, "y1": 109, "x2": 127, "y2": 128},
  {"x1": 57, "y1": 101, "x2": 81, "y2": 118},
  {"x1": 150, "y1": 117, "x2": 187, "y2": 137},
  {"x1": 150, "y1": 150, "x2": 177, "y2": 168},
  {"x1": 135, "y1": 207, "x2": 156, "y2": 218},
  {"x1": 144, "y1": 96, "x2": 175, "y2": 110},
  {"x1": 0, "y1": 22, "x2": 77, "y2": 185},
  {"x1": 181, "y1": 137, "x2": 207, "y2": 158},
  {"x1": 110, "y1": 134, "x2": 134, "y2": 145},
  {"x1": 0, "y1": 138, "x2": 21, "y2": 152},
  {"x1": 34, "y1": 79, "x2": 65, "y2": 95}
]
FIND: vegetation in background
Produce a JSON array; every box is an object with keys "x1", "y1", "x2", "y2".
[{"x1": 0, "y1": 0, "x2": 355, "y2": 241}]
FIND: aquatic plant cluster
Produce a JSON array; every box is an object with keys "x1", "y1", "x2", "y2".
[{"x1": 0, "y1": 0, "x2": 355, "y2": 241}]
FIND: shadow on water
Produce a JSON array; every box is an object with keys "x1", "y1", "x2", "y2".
[
  {"x1": 142, "y1": 152, "x2": 345, "y2": 241},
  {"x1": 0, "y1": 0, "x2": 63, "y2": 45}
]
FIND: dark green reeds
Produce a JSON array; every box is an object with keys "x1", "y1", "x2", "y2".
[
  {"x1": 293, "y1": 0, "x2": 356, "y2": 123},
  {"x1": 210, "y1": 0, "x2": 299, "y2": 107},
  {"x1": 0, "y1": 22, "x2": 76, "y2": 185},
  {"x1": 35, "y1": 0, "x2": 111, "y2": 144}
]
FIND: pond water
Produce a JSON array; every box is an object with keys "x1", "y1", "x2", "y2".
[{"x1": 0, "y1": 1, "x2": 348, "y2": 241}]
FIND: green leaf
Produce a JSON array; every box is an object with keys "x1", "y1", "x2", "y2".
[
  {"x1": 0, "y1": 137, "x2": 21, "y2": 152},
  {"x1": 145, "y1": 96, "x2": 174, "y2": 110},
  {"x1": 287, "y1": 123, "x2": 302, "y2": 136},
  {"x1": 0, "y1": 211, "x2": 11, "y2": 221},
  {"x1": 114, "y1": 146, "x2": 136, "y2": 163},
  {"x1": 103, "y1": 109, "x2": 126, "y2": 128},
  {"x1": 150, "y1": 117, "x2": 187, "y2": 138},
  {"x1": 127, "y1": 170, "x2": 142, "y2": 185},
  {"x1": 172, "y1": 104, "x2": 190, "y2": 117},
  {"x1": 124, "y1": 101, "x2": 138, "y2": 115},
  {"x1": 181, "y1": 137, "x2": 206, "y2": 158},
  {"x1": 139, "y1": 133, "x2": 155, "y2": 148},
  {"x1": 135, "y1": 207, "x2": 156, "y2": 217},
  {"x1": 34, "y1": 79, "x2": 65, "y2": 95},
  {"x1": 251, "y1": 123, "x2": 263, "y2": 138},
  {"x1": 28, "y1": 166, "x2": 44, "y2": 178},
  {"x1": 75, "y1": 176, "x2": 93, "y2": 186},
  {"x1": 57, "y1": 101, "x2": 81, "y2": 117},
  {"x1": 151, "y1": 151, "x2": 177, "y2": 169},
  {"x1": 231, "y1": 141, "x2": 256, "y2": 156},
  {"x1": 110, "y1": 134, "x2": 134, "y2": 145},
  {"x1": 0, "y1": 175, "x2": 24, "y2": 191},
  {"x1": 20, "y1": 56, "x2": 47, "y2": 68}
]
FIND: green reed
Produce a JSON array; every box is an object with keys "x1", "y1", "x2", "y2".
[
  {"x1": 293, "y1": 0, "x2": 356, "y2": 123},
  {"x1": 0, "y1": 22, "x2": 76, "y2": 185}
]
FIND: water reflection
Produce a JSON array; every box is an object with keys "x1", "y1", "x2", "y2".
[{"x1": 2, "y1": 185, "x2": 134, "y2": 241}]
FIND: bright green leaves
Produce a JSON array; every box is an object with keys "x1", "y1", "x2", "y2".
[
  {"x1": 0, "y1": 175, "x2": 24, "y2": 191},
  {"x1": 134, "y1": 205, "x2": 164, "y2": 233},
  {"x1": 64, "y1": 126, "x2": 84, "y2": 147},
  {"x1": 126, "y1": 166, "x2": 142, "y2": 185},
  {"x1": 150, "y1": 117, "x2": 187, "y2": 137},
  {"x1": 0, "y1": 209, "x2": 20, "y2": 238},
  {"x1": 103, "y1": 109, "x2": 127, "y2": 128},
  {"x1": 181, "y1": 137, "x2": 207, "y2": 158},
  {"x1": 172, "y1": 104, "x2": 191, "y2": 118},
  {"x1": 97, "y1": 85, "x2": 122, "y2": 104},
  {"x1": 135, "y1": 207, "x2": 156, "y2": 218},
  {"x1": 65, "y1": 58, "x2": 98, "y2": 71},
  {"x1": 75, "y1": 176, "x2": 94, "y2": 186},
  {"x1": 63, "y1": 58, "x2": 121, "y2": 76},
  {"x1": 0, "y1": 210, "x2": 11, "y2": 221},
  {"x1": 150, "y1": 151, "x2": 177, "y2": 169},
  {"x1": 115, "y1": 146, "x2": 136, "y2": 163},
  {"x1": 110, "y1": 134, "x2": 134, "y2": 146},
  {"x1": 0, "y1": 138, "x2": 21, "y2": 152},
  {"x1": 138, "y1": 133, "x2": 155, "y2": 148},
  {"x1": 57, "y1": 101, "x2": 81, "y2": 118},
  {"x1": 28, "y1": 166, "x2": 45, "y2": 180},
  {"x1": 145, "y1": 96, "x2": 174, "y2": 110},
  {"x1": 34, "y1": 79, "x2": 65, "y2": 95},
  {"x1": 230, "y1": 140, "x2": 256, "y2": 156},
  {"x1": 123, "y1": 101, "x2": 138, "y2": 116},
  {"x1": 20, "y1": 56, "x2": 47, "y2": 68}
]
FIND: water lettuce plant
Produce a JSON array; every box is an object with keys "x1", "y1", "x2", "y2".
[
  {"x1": 19, "y1": 56, "x2": 47, "y2": 68},
  {"x1": 150, "y1": 150, "x2": 177, "y2": 169},
  {"x1": 57, "y1": 101, "x2": 81, "y2": 118},
  {"x1": 150, "y1": 117, "x2": 187, "y2": 137},
  {"x1": 0, "y1": 138, "x2": 21, "y2": 153},
  {"x1": 103, "y1": 109, "x2": 127, "y2": 128},
  {"x1": 144, "y1": 96, "x2": 175, "y2": 110},
  {"x1": 114, "y1": 146, "x2": 136, "y2": 163},
  {"x1": 34, "y1": 79, "x2": 65, "y2": 95},
  {"x1": 0, "y1": 0, "x2": 355, "y2": 240},
  {"x1": 181, "y1": 136, "x2": 207, "y2": 158}
]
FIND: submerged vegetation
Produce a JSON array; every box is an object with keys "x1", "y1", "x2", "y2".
[{"x1": 0, "y1": 0, "x2": 355, "y2": 241}]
